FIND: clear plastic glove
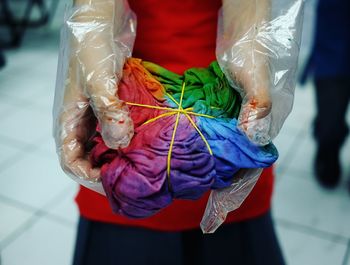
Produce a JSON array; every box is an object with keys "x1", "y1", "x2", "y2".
[
  {"x1": 53, "y1": 0, "x2": 136, "y2": 191},
  {"x1": 55, "y1": 56, "x2": 104, "y2": 193},
  {"x1": 201, "y1": 0, "x2": 305, "y2": 233},
  {"x1": 216, "y1": 0, "x2": 304, "y2": 146},
  {"x1": 217, "y1": 0, "x2": 272, "y2": 145},
  {"x1": 65, "y1": 0, "x2": 136, "y2": 149}
]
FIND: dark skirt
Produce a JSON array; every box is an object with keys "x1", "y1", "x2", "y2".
[{"x1": 73, "y1": 211, "x2": 285, "y2": 265}]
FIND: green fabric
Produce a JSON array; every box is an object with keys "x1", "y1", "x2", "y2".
[{"x1": 143, "y1": 61, "x2": 242, "y2": 120}]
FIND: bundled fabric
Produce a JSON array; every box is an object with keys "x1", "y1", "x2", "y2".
[
  {"x1": 54, "y1": 0, "x2": 305, "y2": 233},
  {"x1": 88, "y1": 58, "x2": 278, "y2": 218}
]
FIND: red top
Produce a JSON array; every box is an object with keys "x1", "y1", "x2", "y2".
[{"x1": 75, "y1": 0, "x2": 275, "y2": 231}]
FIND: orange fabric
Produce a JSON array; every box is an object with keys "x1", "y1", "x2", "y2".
[{"x1": 75, "y1": 0, "x2": 275, "y2": 231}]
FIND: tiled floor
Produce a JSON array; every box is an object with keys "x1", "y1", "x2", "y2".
[{"x1": 1, "y1": 1, "x2": 350, "y2": 265}]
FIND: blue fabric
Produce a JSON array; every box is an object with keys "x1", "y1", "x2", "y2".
[{"x1": 198, "y1": 118, "x2": 278, "y2": 189}]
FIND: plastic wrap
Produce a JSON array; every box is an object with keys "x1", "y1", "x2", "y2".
[
  {"x1": 53, "y1": 0, "x2": 136, "y2": 191},
  {"x1": 217, "y1": 0, "x2": 304, "y2": 145},
  {"x1": 201, "y1": 0, "x2": 305, "y2": 233}
]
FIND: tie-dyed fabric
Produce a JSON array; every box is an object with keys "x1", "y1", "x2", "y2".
[{"x1": 89, "y1": 58, "x2": 278, "y2": 218}]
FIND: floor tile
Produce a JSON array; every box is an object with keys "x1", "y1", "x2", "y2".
[
  {"x1": 47, "y1": 185, "x2": 79, "y2": 225},
  {"x1": 1, "y1": 217, "x2": 76, "y2": 265},
  {"x1": 0, "y1": 201, "x2": 33, "y2": 244},
  {"x1": 0, "y1": 47, "x2": 57, "y2": 106},
  {"x1": 282, "y1": 85, "x2": 316, "y2": 133},
  {"x1": 0, "y1": 69, "x2": 45, "y2": 102},
  {"x1": 275, "y1": 222, "x2": 347, "y2": 265},
  {"x1": 294, "y1": 83, "x2": 316, "y2": 108},
  {"x1": 0, "y1": 152, "x2": 72, "y2": 209},
  {"x1": 0, "y1": 104, "x2": 52, "y2": 145},
  {"x1": 35, "y1": 136, "x2": 57, "y2": 157},
  {"x1": 273, "y1": 173, "x2": 350, "y2": 238},
  {"x1": 286, "y1": 129, "x2": 315, "y2": 176},
  {"x1": 0, "y1": 142, "x2": 25, "y2": 168},
  {"x1": 0, "y1": 99, "x2": 17, "y2": 118},
  {"x1": 286, "y1": 127, "x2": 350, "y2": 181},
  {"x1": 273, "y1": 128, "x2": 300, "y2": 167},
  {"x1": 345, "y1": 247, "x2": 350, "y2": 265},
  {"x1": 273, "y1": 129, "x2": 301, "y2": 182},
  {"x1": 31, "y1": 84, "x2": 56, "y2": 110}
]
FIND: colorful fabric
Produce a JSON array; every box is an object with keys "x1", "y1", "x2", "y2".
[
  {"x1": 77, "y1": 0, "x2": 275, "y2": 230},
  {"x1": 89, "y1": 58, "x2": 278, "y2": 218}
]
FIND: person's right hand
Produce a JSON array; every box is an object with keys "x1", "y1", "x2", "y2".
[
  {"x1": 58, "y1": 60, "x2": 101, "y2": 184},
  {"x1": 55, "y1": 0, "x2": 137, "y2": 192},
  {"x1": 59, "y1": 106, "x2": 100, "y2": 182},
  {"x1": 70, "y1": 0, "x2": 135, "y2": 150},
  {"x1": 85, "y1": 80, "x2": 134, "y2": 150}
]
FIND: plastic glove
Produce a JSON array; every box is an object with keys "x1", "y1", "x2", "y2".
[
  {"x1": 219, "y1": 0, "x2": 272, "y2": 145},
  {"x1": 201, "y1": 0, "x2": 305, "y2": 233},
  {"x1": 67, "y1": 0, "x2": 136, "y2": 149},
  {"x1": 53, "y1": 0, "x2": 136, "y2": 191},
  {"x1": 56, "y1": 56, "x2": 104, "y2": 193}
]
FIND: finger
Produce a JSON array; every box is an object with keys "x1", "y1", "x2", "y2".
[
  {"x1": 61, "y1": 133, "x2": 101, "y2": 181},
  {"x1": 99, "y1": 108, "x2": 133, "y2": 149},
  {"x1": 239, "y1": 99, "x2": 271, "y2": 126},
  {"x1": 71, "y1": 158, "x2": 101, "y2": 181}
]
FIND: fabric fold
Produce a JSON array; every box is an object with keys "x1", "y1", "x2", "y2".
[{"x1": 88, "y1": 58, "x2": 278, "y2": 218}]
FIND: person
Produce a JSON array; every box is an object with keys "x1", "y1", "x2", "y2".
[
  {"x1": 60, "y1": 0, "x2": 286, "y2": 264},
  {"x1": 301, "y1": 0, "x2": 350, "y2": 189}
]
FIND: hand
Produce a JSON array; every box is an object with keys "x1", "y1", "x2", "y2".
[
  {"x1": 69, "y1": 0, "x2": 135, "y2": 149},
  {"x1": 238, "y1": 96, "x2": 272, "y2": 146},
  {"x1": 227, "y1": 45, "x2": 272, "y2": 146},
  {"x1": 87, "y1": 82, "x2": 134, "y2": 150},
  {"x1": 59, "y1": 103, "x2": 101, "y2": 182},
  {"x1": 220, "y1": 0, "x2": 272, "y2": 145},
  {"x1": 57, "y1": 60, "x2": 101, "y2": 183}
]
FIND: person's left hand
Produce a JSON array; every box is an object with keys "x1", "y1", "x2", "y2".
[
  {"x1": 221, "y1": 0, "x2": 272, "y2": 145},
  {"x1": 228, "y1": 46, "x2": 272, "y2": 145}
]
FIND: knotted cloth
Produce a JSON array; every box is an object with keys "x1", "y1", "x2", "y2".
[{"x1": 89, "y1": 58, "x2": 278, "y2": 218}]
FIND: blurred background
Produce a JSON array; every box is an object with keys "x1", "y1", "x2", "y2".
[{"x1": 0, "y1": 0, "x2": 349, "y2": 264}]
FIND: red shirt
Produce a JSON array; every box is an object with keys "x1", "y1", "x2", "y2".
[{"x1": 75, "y1": 0, "x2": 274, "y2": 231}]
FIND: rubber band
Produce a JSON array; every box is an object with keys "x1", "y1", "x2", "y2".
[
  {"x1": 125, "y1": 82, "x2": 215, "y2": 192},
  {"x1": 165, "y1": 92, "x2": 213, "y2": 155},
  {"x1": 143, "y1": 111, "x2": 178, "y2": 125}
]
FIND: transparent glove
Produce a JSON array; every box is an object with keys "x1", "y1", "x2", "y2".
[
  {"x1": 53, "y1": 0, "x2": 136, "y2": 191},
  {"x1": 201, "y1": 0, "x2": 305, "y2": 233},
  {"x1": 54, "y1": 57, "x2": 104, "y2": 193},
  {"x1": 216, "y1": 0, "x2": 304, "y2": 145},
  {"x1": 63, "y1": 0, "x2": 136, "y2": 149}
]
